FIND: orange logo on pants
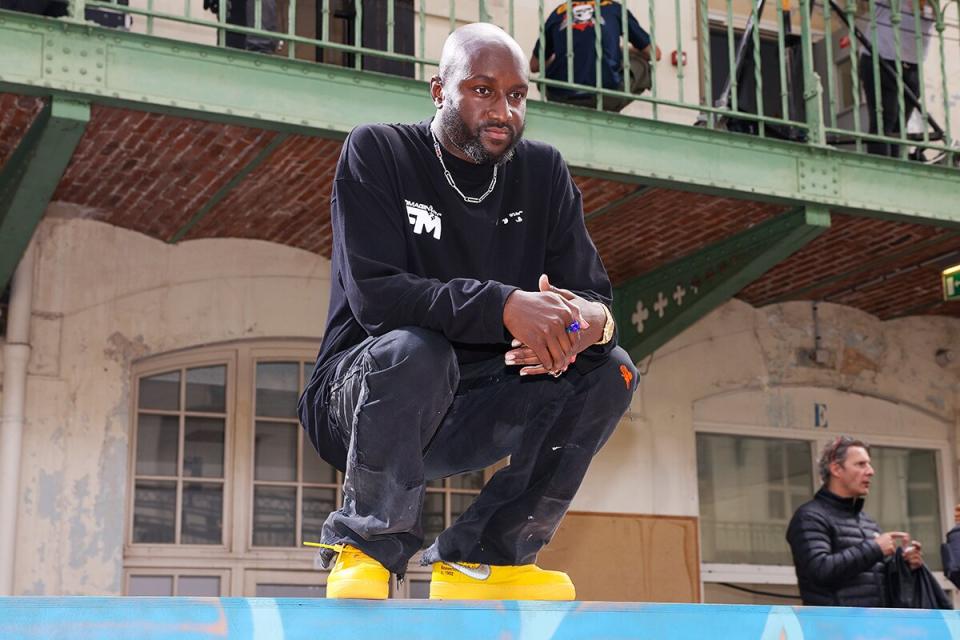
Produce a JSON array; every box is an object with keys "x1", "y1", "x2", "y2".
[{"x1": 619, "y1": 364, "x2": 634, "y2": 389}]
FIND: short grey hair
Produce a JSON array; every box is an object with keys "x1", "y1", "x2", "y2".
[{"x1": 818, "y1": 435, "x2": 870, "y2": 484}]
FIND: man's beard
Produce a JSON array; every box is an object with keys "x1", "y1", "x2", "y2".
[{"x1": 438, "y1": 101, "x2": 523, "y2": 166}]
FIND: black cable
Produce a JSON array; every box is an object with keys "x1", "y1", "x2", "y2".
[{"x1": 717, "y1": 582, "x2": 800, "y2": 600}]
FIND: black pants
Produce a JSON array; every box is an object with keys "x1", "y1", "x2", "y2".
[
  {"x1": 301, "y1": 327, "x2": 637, "y2": 575},
  {"x1": 859, "y1": 54, "x2": 920, "y2": 157}
]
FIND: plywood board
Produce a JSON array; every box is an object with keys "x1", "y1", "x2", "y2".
[{"x1": 538, "y1": 511, "x2": 701, "y2": 603}]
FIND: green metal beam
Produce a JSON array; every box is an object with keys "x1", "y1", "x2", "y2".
[
  {"x1": 613, "y1": 207, "x2": 831, "y2": 363},
  {"x1": 0, "y1": 97, "x2": 89, "y2": 289},
  {"x1": 0, "y1": 12, "x2": 958, "y2": 227},
  {"x1": 168, "y1": 132, "x2": 290, "y2": 243},
  {"x1": 584, "y1": 186, "x2": 648, "y2": 222}
]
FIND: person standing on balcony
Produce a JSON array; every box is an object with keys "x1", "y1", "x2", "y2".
[
  {"x1": 856, "y1": 0, "x2": 935, "y2": 157},
  {"x1": 298, "y1": 22, "x2": 637, "y2": 601},
  {"x1": 786, "y1": 436, "x2": 924, "y2": 606},
  {"x1": 530, "y1": 0, "x2": 660, "y2": 112},
  {"x1": 203, "y1": 0, "x2": 279, "y2": 53}
]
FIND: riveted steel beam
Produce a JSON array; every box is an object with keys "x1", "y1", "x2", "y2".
[
  {"x1": 0, "y1": 97, "x2": 89, "y2": 290},
  {"x1": 613, "y1": 206, "x2": 831, "y2": 363},
  {"x1": 168, "y1": 132, "x2": 290, "y2": 243},
  {"x1": 0, "y1": 12, "x2": 958, "y2": 227}
]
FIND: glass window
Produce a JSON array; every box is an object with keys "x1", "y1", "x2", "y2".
[
  {"x1": 135, "y1": 415, "x2": 179, "y2": 477},
  {"x1": 256, "y1": 584, "x2": 325, "y2": 597},
  {"x1": 129, "y1": 346, "x2": 498, "y2": 598},
  {"x1": 128, "y1": 574, "x2": 222, "y2": 596},
  {"x1": 185, "y1": 366, "x2": 226, "y2": 413},
  {"x1": 421, "y1": 471, "x2": 485, "y2": 549},
  {"x1": 698, "y1": 435, "x2": 945, "y2": 572},
  {"x1": 870, "y1": 446, "x2": 943, "y2": 571},
  {"x1": 256, "y1": 363, "x2": 299, "y2": 419},
  {"x1": 178, "y1": 576, "x2": 221, "y2": 597},
  {"x1": 253, "y1": 486, "x2": 297, "y2": 547},
  {"x1": 128, "y1": 575, "x2": 174, "y2": 596},
  {"x1": 184, "y1": 417, "x2": 225, "y2": 478},
  {"x1": 697, "y1": 434, "x2": 814, "y2": 565},
  {"x1": 138, "y1": 371, "x2": 180, "y2": 411},
  {"x1": 132, "y1": 481, "x2": 176, "y2": 544},
  {"x1": 252, "y1": 360, "x2": 341, "y2": 548},
  {"x1": 132, "y1": 365, "x2": 227, "y2": 546}
]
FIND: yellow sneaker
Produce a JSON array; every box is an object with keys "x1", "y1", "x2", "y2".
[
  {"x1": 322, "y1": 544, "x2": 390, "y2": 599},
  {"x1": 429, "y1": 561, "x2": 575, "y2": 601}
]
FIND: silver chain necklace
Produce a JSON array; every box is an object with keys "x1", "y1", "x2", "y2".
[{"x1": 431, "y1": 131, "x2": 498, "y2": 204}]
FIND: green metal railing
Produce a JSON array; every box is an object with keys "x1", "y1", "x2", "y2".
[{"x1": 57, "y1": 0, "x2": 959, "y2": 166}]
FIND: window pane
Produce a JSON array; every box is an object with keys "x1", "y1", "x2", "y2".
[
  {"x1": 871, "y1": 446, "x2": 943, "y2": 571},
  {"x1": 697, "y1": 434, "x2": 813, "y2": 565},
  {"x1": 178, "y1": 576, "x2": 221, "y2": 597},
  {"x1": 253, "y1": 486, "x2": 296, "y2": 547},
  {"x1": 136, "y1": 414, "x2": 179, "y2": 477},
  {"x1": 302, "y1": 487, "x2": 336, "y2": 544},
  {"x1": 407, "y1": 580, "x2": 430, "y2": 599},
  {"x1": 185, "y1": 366, "x2": 226, "y2": 413},
  {"x1": 448, "y1": 471, "x2": 485, "y2": 491},
  {"x1": 139, "y1": 371, "x2": 180, "y2": 411},
  {"x1": 422, "y1": 492, "x2": 444, "y2": 547},
  {"x1": 129, "y1": 575, "x2": 174, "y2": 596},
  {"x1": 256, "y1": 363, "x2": 299, "y2": 418},
  {"x1": 133, "y1": 481, "x2": 177, "y2": 543},
  {"x1": 450, "y1": 493, "x2": 475, "y2": 521},
  {"x1": 302, "y1": 444, "x2": 337, "y2": 485},
  {"x1": 303, "y1": 362, "x2": 313, "y2": 388},
  {"x1": 183, "y1": 417, "x2": 225, "y2": 478},
  {"x1": 256, "y1": 584, "x2": 325, "y2": 597},
  {"x1": 254, "y1": 421, "x2": 297, "y2": 482},
  {"x1": 181, "y1": 482, "x2": 223, "y2": 545}
]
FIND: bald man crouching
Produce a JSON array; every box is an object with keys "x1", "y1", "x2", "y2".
[{"x1": 298, "y1": 23, "x2": 637, "y2": 601}]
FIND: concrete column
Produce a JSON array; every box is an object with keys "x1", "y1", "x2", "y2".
[{"x1": 0, "y1": 242, "x2": 35, "y2": 595}]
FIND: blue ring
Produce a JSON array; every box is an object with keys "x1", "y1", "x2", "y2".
[{"x1": 566, "y1": 321, "x2": 581, "y2": 334}]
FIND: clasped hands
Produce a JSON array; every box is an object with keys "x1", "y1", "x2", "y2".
[{"x1": 502, "y1": 274, "x2": 605, "y2": 377}]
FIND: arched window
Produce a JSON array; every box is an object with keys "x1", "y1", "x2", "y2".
[{"x1": 125, "y1": 340, "x2": 487, "y2": 597}]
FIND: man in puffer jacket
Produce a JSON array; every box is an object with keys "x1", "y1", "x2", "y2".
[{"x1": 786, "y1": 436, "x2": 925, "y2": 606}]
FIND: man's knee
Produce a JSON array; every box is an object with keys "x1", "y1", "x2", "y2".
[
  {"x1": 583, "y1": 347, "x2": 637, "y2": 419},
  {"x1": 367, "y1": 327, "x2": 459, "y2": 397}
]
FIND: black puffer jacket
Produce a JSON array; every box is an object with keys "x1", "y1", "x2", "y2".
[{"x1": 786, "y1": 488, "x2": 887, "y2": 606}]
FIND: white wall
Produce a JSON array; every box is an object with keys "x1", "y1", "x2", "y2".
[
  {"x1": 572, "y1": 297, "x2": 960, "y2": 516},
  {"x1": 4, "y1": 216, "x2": 959, "y2": 594},
  {"x1": 10, "y1": 215, "x2": 329, "y2": 595}
]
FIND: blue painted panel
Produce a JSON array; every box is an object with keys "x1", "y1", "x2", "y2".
[{"x1": 1, "y1": 598, "x2": 959, "y2": 640}]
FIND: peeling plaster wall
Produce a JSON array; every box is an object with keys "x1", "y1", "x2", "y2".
[
  {"x1": 9, "y1": 217, "x2": 960, "y2": 594},
  {"x1": 13, "y1": 217, "x2": 329, "y2": 595},
  {"x1": 573, "y1": 298, "x2": 960, "y2": 515}
]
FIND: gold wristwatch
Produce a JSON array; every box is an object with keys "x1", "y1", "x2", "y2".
[{"x1": 595, "y1": 303, "x2": 615, "y2": 345}]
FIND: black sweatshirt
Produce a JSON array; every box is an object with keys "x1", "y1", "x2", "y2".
[{"x1": 312, "y1": 119, "x2": 615, "y2": 390}]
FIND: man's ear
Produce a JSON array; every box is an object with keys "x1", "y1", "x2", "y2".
[
  {"x1": 430, "y1": 76, "x2": 444, "y2": 108},
  {"x1": 829, "y1": 460, "x2": 843, "y2": 478}
]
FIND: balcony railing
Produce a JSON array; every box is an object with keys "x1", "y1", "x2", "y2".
[{"x1": 11, "y1": 0, "x2": 960, "y2": 167}]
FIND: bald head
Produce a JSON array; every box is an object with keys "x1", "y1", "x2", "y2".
[
  {"x1": 430, "y1": 23, "x2": 529, "y2": 166},
  {"x1": 437, "y1": 23, "x2": 528, "y2": 89}
]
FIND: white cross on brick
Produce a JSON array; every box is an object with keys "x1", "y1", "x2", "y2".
[
  {"x1": 631, "y1": 300, "x2": 650, "y2": 334},
  {"x1": 653, "y1": 291, "x2": 669, "y2": 318}
]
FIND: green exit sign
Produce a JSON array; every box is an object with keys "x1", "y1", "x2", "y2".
[{"x1": 944, "y1": 266, "x2": 960, "y2": 301}]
